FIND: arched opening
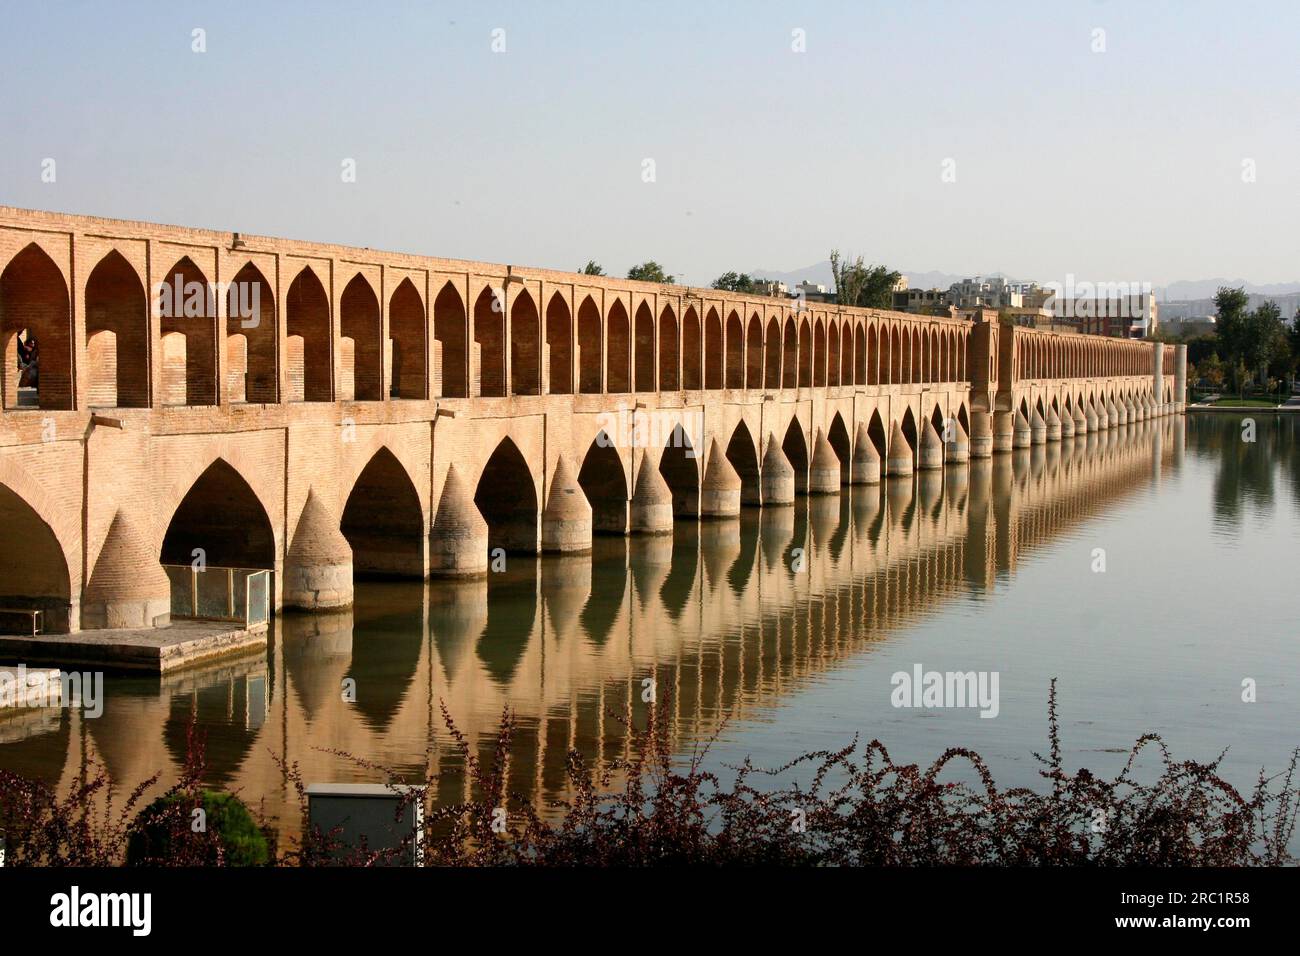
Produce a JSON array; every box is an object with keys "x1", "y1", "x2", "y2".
[
  {"x1": 840, "y1": 323, "x2": 854, "y2": 385},
  {"x1": 828, "y1": 413, "x2": 851, "y2": 485},
  {"x1": 161, "y1": 460, "x2": 274, "y2": 570},
  {"x1": 634, "y1": 301, "x2": 656, "y2": 392},
  {"x1": 286, "y1": 267, "x2": 331, "y2": 402},
  {"x1": 890, "y1": 326, "x2": 902, "y2": 384},
  {"x1": 0, "y1": 482, "x2": 71, "y2": 632},
  {"x1": 704, "y1": 307, "x2": 723, "y2": 389},
  {"x1": 341, "y1": 447, "x2": 424, "y2": 577},
  {"x1": 227, "y1": 262, "x2": 277, "y2": 403},
  {"x1": 828, "y1": 323, "x2": 841, "y2": 387},
  {"x1": 389, "y1": 278, "x2": 426, "y2": 399},
  {"x1": 782, "y1": 417, "x2": 809, "y2": 494},
  {"x1": 682, "y1": 306, "x2": 701, "y2": 390},
  {"x1": 1, "y1": 243, "x2": 72, "y2": 409},
  {"x1": 546, "y1": 292, "x2": 573, "y2": 395},
  {"x1": 340, "y1": 273, "x2": 381, "y2": 401},
  {"x1": 474, "y1": 286, "x2": 506, "y2": 397},
  {"x1": 507, "y1": 290, "x2": 540, "y2": 396},
  {"x1": 782, "y1": 317, "x2": 798, "y2": 389},
  {"x1": 474, "y1": 438, "x2": 538, "y2": 553},
  {"x1": 578, "y1": 433, "x2": 627, "y2": 533},
  {"x1": 901, "y1": 329, "x2": 913, "y2": 385},
  {"x1": 434, "y1": 281, "x2": 468, "y2": 398},
  {"x1": 577, "y1": 296, "x2": 601, "y2": 394},
  {"x1": 745, "y1": 313, "x2": 763, "y2": 388},
  {"x1": 930, "y1": 405, "x2": 946, "y2": 442},
  {"x1": 858, "y1": 323, "x2": 870, "y2": 385},
  {"x1": 900, "y1": 408, "x2": 918, "y2": 469},
  {"x1": 659, "y1": 424, "x2": 699, "y2": 518},
  {"x1": 157, "y1": 256, "x2": 217, "y2": 406},
  {"x1": 607, "y1": 300, "x2": 630, "y2": 393},
  {"x1": 725, "y1": 420, "x2": 761, "y2": 505},
  {"x1": 84, "y1": 250, "x2": 148, "y2": 408},
  {"x1": 725, "y1": 310, "x2": 744, "y2": 388},
  {"x1": 798, "y1": 317, "x2": 812, "y2": 388},
  {"x1": 958, "y1": 402, "x2": 970, "y2": 436},
  {"x1": 867, "y1": 410, "x2": 887, "y2": 459},
  {"x1": 814, "y1": 320, "x2": 827, "y2": 387},
  {"x1": 654, "y1": 304, "x2": 677, "y2": 391},
  {"x1": 764, "y1": 317, "x2": 781, "y2": 389}
]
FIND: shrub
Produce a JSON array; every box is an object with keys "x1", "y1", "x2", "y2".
[{"x1": 126, "y1": 790, "x2": 269, "y2": 867}]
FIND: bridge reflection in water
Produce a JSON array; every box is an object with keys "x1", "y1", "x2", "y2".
[{"x1": 1, "y1": 417, "x2": 1183, "y2": 842}]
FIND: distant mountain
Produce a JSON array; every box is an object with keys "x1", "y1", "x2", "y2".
[
  {"x1": 1157, "y1": 279, "x2": 1300, "y2": 302},
  {"x1": 748, "y1": 260, "x2": 1001, "y2": 293}
]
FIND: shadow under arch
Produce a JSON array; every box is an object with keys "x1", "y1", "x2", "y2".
[
  {"x1": 342, "y1": 447, "x2": 425, "y2": 578},
  {"x1": 474, "y1": 438, "x2": 538, "y2": 553},
  {"x1": 161, "y1": 459, "x2": 275, "y2": 569},
  {"x1": 782, "y1": 417, "x2": 809, "y2": 494},
  {"x1": 578, "y1": 432, "x2": 628, "y2": 533},
  {"x1": 726, "y1": 419, "x2": 761, "y2": 505},
  {"x1": 660, "y1": 423, "x2": 699, "y2": 518},
  {"x1": 828, "y1": 412, "x2": 852, "y2": 485},
  {"x1": 0, "y1": 481, "x2": 72, "y2": 631}
]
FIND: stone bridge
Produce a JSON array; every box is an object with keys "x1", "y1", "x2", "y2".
[{"x1": 0, "y1": 206, "x2": 1186, "y2": 631}]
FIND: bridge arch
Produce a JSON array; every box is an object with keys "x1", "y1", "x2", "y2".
[
  {"x1": 782, "y1": 317, "x2": 798, "y2": 389},
  {"x1": 814, "y1": 319, "x2": 827, "y2": 387},
  {"x1": 474, "y1": 286, "x2": 506, "y2": 397},
  {"x1": 84, "y1": 249, "x2": 148, "y2": 408},
  {"x1": 725, "y1": 310, "x2": 744, "y2": 388},
  {"x1": 434, "y1": 281, "x2": 468, "y2": 398},
  {"x1": 474, "y1": 437, "x2": 538, "y2": 553},
  {"x1": 341, "y1": 446, "x2": 425, "y2": 577},
  {"x1": 682, "y1": 305, "x2": 701, "y2": 390},
  {"x1": 161, "y1": 458, "x2": 275, "y2": 570},
  {"x1": 0, "y1": 462, "x2": 75, "y2": 631},
  {"x1": 764, "y1": 317, "x2": 781, "y2": 388},
  {"x1": 725, "y1": 419, "x2": 761, "y2": 505},
  {"x1": 225, "y1": 262, "x2": 277, "y2": 404},
  {"x1": 660, "y1": 423, "x2": 699, "y2": 518},
  {"x1": 798, "y1": 317, "x2": 812, "y2": 388},
  {"x1": 1, "y1": 242, "x2": 73, "y2": 410},
  {"x1": 340, "y1": 272, "x2": 381, "y2": 401},
  {"x1": 704, "y1": 307, "x2": 723, "y2": 389},
  {"x1": 286, "y1": 266, "x2": 332, "y2": 402},
  {"x1": 578, "y1": 432, "x2": 628, "y2": 533},
  {"x1": 866, "y1": 409, "x2": 887, "y2": 459},
  {"x1": 745, "y1": 312, "x2": 763, "y2": 388},
  {"x1": 827, "y1": 412, "x2": 851, "y2": 485},
  {"x1": 898, "y1": 407, "x2": 919, "y2": 469},
  {"x1": 510, "y1": 288, "x2": 541, "y2": 395},
  {"x1": 634, "y1": 301, "x2": 656, "y2": 392},
  {"x1": 156, "y1": 256, "x2": 218, "y2": 406},
  {"x1": 389, "y1": 278, "x2": 427, "y2": 399},
  {"x1": 782, "y1": 415, "x2": 809, "y2": 494},
  {"x1": 827, "y1": 321, "x2": 841, "y2": 386}
]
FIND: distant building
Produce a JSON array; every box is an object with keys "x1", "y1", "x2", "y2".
[
  {"x1": 1052, "y1": 292, "x2": 1158, "y2": 338},
  {"x1": 1161, "y1": 315, "x2": 1215, "y2": 338},
  {"x1": 947, "y1": 276, "x2": 1024, "y2": 310},
  {"x1": 793, "y1": 280, "x2": 835, "y2": 304},
  {"x1": 751, "y1": 278, "x2": 788, "y2": 297},
  {"x1": 893, "y1": 287, "x2": 948, "y2": 315}
]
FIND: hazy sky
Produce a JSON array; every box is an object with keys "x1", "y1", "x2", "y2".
[{"x1": 2, "y1": 1, "x2": 1297, "y2": 287}]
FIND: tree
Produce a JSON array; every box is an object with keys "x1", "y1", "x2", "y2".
[
  {"x1": 580, "y1": 260, "x2": 604, "y2": 276},
  {"x1": 1198, "y1": 353, "x2": 1225, "y2": 389},
  {"x1": 1213, "y1": 286, "x2": 1251, "y2": 392},
  {"x1": 711, "y1": 272, "x2": 758, "y2": 293},
  {"x1": 627, "y1": 261, "x2": 673, "y2": 284},
  {"x1": 1242, "y1": 301, "x2": 1288, "y2": 389},
  {"x1": 829, "y1": 250, "x2": 900, "y2": 309}
]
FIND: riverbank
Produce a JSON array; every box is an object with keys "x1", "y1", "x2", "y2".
[{"x1": 0, "y1": 620, "x2": 268, "y2": 674}]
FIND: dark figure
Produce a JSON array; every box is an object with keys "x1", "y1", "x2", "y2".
[{"x1": 17, "y1": 331, "x2": 38, "y2": 387}]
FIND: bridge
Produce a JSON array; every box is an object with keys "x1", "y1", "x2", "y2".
[{"x1": 0, "y1": 206, "x2": 1187, "y2": 632}]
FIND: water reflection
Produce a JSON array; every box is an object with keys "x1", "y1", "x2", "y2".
[{"x1": 0, "y1": 418, "x2": 1189, "y2": 843}]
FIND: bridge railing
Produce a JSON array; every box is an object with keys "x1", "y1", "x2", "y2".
[{"x1": 164, "y1": 565, "x2": 270, "y2": 626}]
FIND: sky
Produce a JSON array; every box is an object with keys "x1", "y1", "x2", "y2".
[{"x1": 1, "y1": 0, "x2": 1297, "y2": 288}]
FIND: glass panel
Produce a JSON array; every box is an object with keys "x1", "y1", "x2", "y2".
[
  {"x1": 196, "y1": 568, "x2": 232, "y2": 619},
  {"x1": 166, "y1": 565, "x2": 193, "y2": 618}
]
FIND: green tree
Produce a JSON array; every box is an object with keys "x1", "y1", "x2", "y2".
[
  {"x1": 1213, "y1": 286, "x2": 1251, "y2": 392},
  {"x1": 711, "y1": 271, "x2": 757, "y2": 293},
  {"x1": 580, "y1": 260, "x2": 604, "y2": 276},
  {"x1": 1198, "y1": 353, "x2": 1225, "y2": 389},
  {"x1": 627, "y1": 261, "x2": 673, "y2": 284},
  {"x1": 829, "y1": 250, "x2": 900, "y2": 309},
  {"x1": 1242, "y1": 301, "x2": 1288, "y2": 391}
]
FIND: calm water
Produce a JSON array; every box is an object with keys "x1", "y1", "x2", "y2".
[{"x1": 4, "y1": 414, "x2": 1299, "y2": 847}]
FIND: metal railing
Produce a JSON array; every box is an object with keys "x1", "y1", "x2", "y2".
[{"x1": 164, "y1": 566, "x2": 270, "y2": 626}]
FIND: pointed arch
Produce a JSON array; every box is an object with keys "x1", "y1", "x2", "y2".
[
  {"x1": 827, "y1": 412, "x2": 851, "y2": 485},
  {"x1": 634, "y1": 301, "x2": 656, "y2": 392},
  {"x1": 1, "y1": 243, "x2": 73, "y2": 409},
  {"x1": 782, "y1": 316, "x2": 799, "y2": 389},
  {"x1": 224, "y1": 262, "x2": 277, "y2": 403},
  {"x1": 545, "y1": 292, "x2": 573, "y2": 395},
  {"x1": 474, "y1": 437, "x2": 538, "y2": 552},
  {"x1": 745, "y1": 312, "x2": 763, "y2": 388},
  {"x1": 704, "y1": 307, "x2": 723, "y2": 389},
  {"x1": 84, "y1": 250, "x2": 148, "y2": 407},
  {"x1": 725, "y1": 310, "x2": 744, "y2": 388},
  {"x1": 798, "y1": 317, "x2": 812, "y2": 388},
  {"x1": 389, "y1": 278, "x2": 426, "y2": 399},
  {"x1": 899, "y1": 407, "x2": 918, "y2": 469},
  {"x1": 161, "y1": 458, "x2": 274, "y2": 569},
  {"x1": 781, "y1": 416, "x2": 809, "y2": 494},
  {"x1": 0, "y1": 479, "x2": 72, "y2": 630},
  {"x1": 434, "y1": 281, "x2": 468, "y2": 398},
  {"x1": 342, "y1": 446, "x2": 425, "y2": 577},
  {"x1": 725, "y1": 419, "x2": 761, "y2": 505},
  {"x1": 813, "y1": 319, "x2": 827, "y2": 387},
  {"x1": 576, "y1": 295, "x2": 602, "y2": 394},
  {"x1": 474, "y1": 286, "x2": 506, "y2": 397},
  {"x1": 340, "y1": 272, "x2": 380, "y2": 401},
  {"x1": 866, "y1": 409, "x2": 887, "y2": 459},
  {"x1": 578, "y1": 433, "x2": 628, "y2": 532},
  {"x1": 157, "y1": 256, "x2": 217, "y2": 406},
  {"x1": 510, "y1": 289, "x2": 541, "y2": 395},
  {"x1": 607, "y1": 300, "x2": 630, "y2": 393},
  {"x1": 660, "y1": 424, "x2": 699, "y2": 517},
  {"x1": 681, "y1": 305, "x2": 701, "y2": 390},
  {"x1": 827, "y1": 321, "x2": 841, "y2": 387},
  {"x1": 286, "y1": 266, "x2": 332, "y2": 402},
  {"x1": 764, "y1": 317, "x2": 781, "y2": 389},
  {"x1": 659, "y1": 303, "x2": 679, "y2": 391}
]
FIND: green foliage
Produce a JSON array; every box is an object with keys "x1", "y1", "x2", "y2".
[
  {"x1": 1213, "y1": 287, "x2": 1291, "y2": 392},
  {"x1": 829, "y1": 250, "x2": 900, "y2": 309},
  {"x1": 126, "y1": 790, "x2": 269, "y2": 867},
  {"x1": 627, "y1": 261, "x2": 673, "y2": 284},
  {"x1": 580, "y1": 260, "x2": 604, "y2": 276},
  {"x1": 711, "y1": 271, "x2": 758, "y2": 293}
]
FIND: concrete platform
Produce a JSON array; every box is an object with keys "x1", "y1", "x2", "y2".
[{"x1": 0, "y1": 620, "x2": 268, "y2": 674}]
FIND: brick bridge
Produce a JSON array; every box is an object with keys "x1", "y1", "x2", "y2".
[{"x1": 0, "y1": 206, "x2": 1186, "y2": 632}]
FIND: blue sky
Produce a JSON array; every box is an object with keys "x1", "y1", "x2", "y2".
[{"x1": 2, "y1": 0, "x2": 1296, "y2": 286}]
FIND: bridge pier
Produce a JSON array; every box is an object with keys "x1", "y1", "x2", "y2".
[
  {"x1": 282, "y1": 489, "x2": 354, "y2": 611},
  {"x1": 630, "y1": 450, "x2": 675, "y2": 534},
  {"x1": 541, "y1": 455, "x2": 593, "y2": 553},
  {"x1": 886, "y1": 421, "x2": 914, "y2": 476},
  {"x1": 429, "y1": 465, "x2": 489, "y2": 578},
  {"x1": 1013, "y1": 409, "x2": 1032, "y2": 448},
  {"x1": 701, "y1": 438, "x2": 743, "y2": 517},
  {"x1": 82, "y1": 510, "x2": 172, "y2": 629},
  {"x1": 918, "y1": 420, "x2": 944, "y2": 469},
  {"x1": 761, "y1": 433, "x2": 796, "y2": 505},
  {"x1": 945, "y1": 417, "x2": 970, "y2": 462},
  {"x1": 993, "y1": 411, "x2": 1014, "y2": 453},
  {"x1": 1029, "y1": 407, "x2": 1047, "y2": 445},
  {"x1": 851, "y1": 422, "x2": 881, "y2": 484},
  {"x1": 970, "y1": 410, "x2": 993, "y2": 458},
  {"x1": 809, "y1": 428, "x2": 842, "y2": 493}
]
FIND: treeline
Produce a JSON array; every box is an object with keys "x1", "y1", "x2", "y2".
[{"x1": 1180, "y1": 287, "x2": 1300, "y2": 396}]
